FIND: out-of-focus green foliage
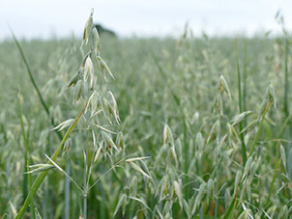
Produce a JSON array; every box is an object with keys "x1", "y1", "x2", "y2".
[{"x1": 1, "y1": 31, "x2": 292, "y2": 218}]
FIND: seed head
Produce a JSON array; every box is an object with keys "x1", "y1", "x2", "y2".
[
  {"x1": 101, "y1": 131, "x2": 119, "y2": 151},
  {"x1": 219, "y1": 75, "x2": 232, "y2": 99},
  {"x1": 52, "y1": 119, "x2": 75, "y2": 131},
  {"x1": 83, "y1": 10, "x2": 93, "y2": 45},
  {"x1": 207, "y1": 120, "x2": 220, "y2": 143},
  {"x1": 91, "y1": 27, "x2": 100, "y2": 55},
  {"x1": 214, "y1": 94, "x2": 223, "y2": 116},
  {"x1": 62, "y1": 138, "x2": 72, "y2": 159},
  {"x1": 231, "y1": 111, "x2": 253, "y2": 126},
  {"x1": 86, "y1": 91, "x2": 99, "y2": 114},
  {"x1": 268, "y1": 83, "x2": 276, "y2": 107},
  {"x1": 97, "y1": 56, "x2": 115, "y2": 81},
  {"x1": 196, "y1": 132, "x2": 204, "y2": 151},
  {"x1": 83, "y1": 56, "x2": 94, "y2": 87},
  {"x1": 74, "y1": 80, "x2": 86, "y2": 101},
  {"x1": 163, "y1": 124, "x2": 174, "y2": 145},
  {"x1": 116, "y1": 132, "x2": 124, "y2": 148},
  {"x1": 67, "y1": 73, "x2": 79, "y2": 87}
]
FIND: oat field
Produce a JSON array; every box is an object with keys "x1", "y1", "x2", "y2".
[{"x1": 0, "y1": 11, "x2": 292, "y2": 218}]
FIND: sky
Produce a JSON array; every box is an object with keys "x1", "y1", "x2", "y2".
[{"x1": 0, "y1": 0, "x2": 291, "y2": 40}]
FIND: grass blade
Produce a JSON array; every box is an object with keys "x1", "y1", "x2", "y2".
[
  {"x1": 235, "y1": 39, "x2": 247, "y2": 165},
  {"x1": 16, "y1": 102, "x2": 87, "y2": 218},
  {"x1": 11, "y1": 29, "x2": 63, "y2": 141},
  {"x1": 18, "y1": 91, "x2": 36, "y2": 219}
]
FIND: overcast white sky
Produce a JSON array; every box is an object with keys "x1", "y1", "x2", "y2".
[{"x1": 0, "y1": 0, "x2": 291, "y2": 40}]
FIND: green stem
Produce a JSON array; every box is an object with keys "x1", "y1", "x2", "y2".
[
  {"x1": 83, "y1": 131, "x2": 89, "y2": 219},
  {"x1": 183, "y1": 114, "x2": 190, "y2": 200},
  {"x1": 83, "y1": 193, "x2": 87, "y2": 219},
  {"x1": 284, "y1": 39, "x2": 289, "y2": 117},
  {"x1": 19, "y1": 94, "x2": 36, "y2": 219},
  {"x1": 283, "y1": 38, "x2": 291, "y2": 180},
  {"x1": 265, "y1": 114, "x2": 292, "y2": 204},
  {"x1": 243, "y1": 39, "x2": 248, "y2": 115},
  {"x1": 22, "y1": 156, "x2": 28, "y2": 204},
  {"x1": 235, "y1": 39, "x2": 247, "y2": 165},
  {"x1": 266, "y1": 158, "x2": 281, "y2": 203},
  {"x1": 250, "y1": 100, "x2": 273, "y2": 155},
  {"x1": 16, "y1": 103, "x2": 87, "y2": 219},
  {"x1": 65, "y1": 160, "x2": 70, "y2": 219}
]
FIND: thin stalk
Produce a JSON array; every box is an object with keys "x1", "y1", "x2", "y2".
[
  {"x1": 183, "y1": 114, "x2": 190, "y2": 200},
  {"x1": 19, "y1": 92, "x2": 36, "y2": 219},
  {"x1": 257, "y1": 153, "x2": 262, "y2": 209},
  {"x1": 214, "y1": 136, "x2": 220, "y2": 219},
  {"x1": 65, "y1": 110, "x2": 72, "y2": 219},
  {"x1": 283, "y1": 38, "x2": 291, "y2": 180},
  {"x1": 243, "y1": 39, "x2": 248, "y2": 115},
  {"x1": 83, "y1": 195, "x2": 87, "y2": 219},
  {"x1": 22, "y1": 157, "x2": 28, "y2": 204},
  {"x1": 83, "y1": 131, "x2": 89, "y2": 219},
  {"x1": 42, "y1": 179, "x2": 48, "y2": 219},
  {"x1": 235, "y1": 39, "x2": 247, "y2": 165},
  {"x1": 11, "y1": 30, "x2": 63, "y2": 141},
  {"x1": 277, "y1": 114, "x2": 292, "y2": 139},
  {"x1": 65, "y1": 159, "x2": 70, "y2": 219},
  {"x1": 16, "y1": 102, "x2": 87, "y2": 219},
  {"x1": 266, "y1": 158, "x2": 281, "y2": 203},
  {"x1": 250, "y1": 100, "x2": 273, "y2": 155},
  {"x1": 265, "y1": 115, "x2": 292, "y2": 205},
  {"x1": 284, "y1": 38, "x2": 289, "y2": 117}
]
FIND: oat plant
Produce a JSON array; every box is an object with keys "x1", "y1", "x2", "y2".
[{"x1": 16, "y1": 9, "x2": 123, "y2": 218}]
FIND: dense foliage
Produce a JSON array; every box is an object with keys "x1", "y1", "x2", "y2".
[{"x1": 0, "y1": 22, "x2": 292, "y2": 218}]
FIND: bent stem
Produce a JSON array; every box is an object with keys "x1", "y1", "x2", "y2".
[
  {"x1": 11, "y1": 29, "x2": 63, "y2": 141},
  {"x1": 16, "y1": 103, "x2": 87, "y2": 219},
  {"x1": 249, "y1": 100, "x2": 273, "y2": 155}
]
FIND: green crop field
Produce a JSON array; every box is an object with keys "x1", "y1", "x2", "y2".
[{"x1": 1, "y1": 11, "x2": 292, "y2": 218}]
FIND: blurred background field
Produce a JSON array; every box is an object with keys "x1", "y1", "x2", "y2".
[{"x1": 1, "y1": 31, "x2": 292, "y2": 217}]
